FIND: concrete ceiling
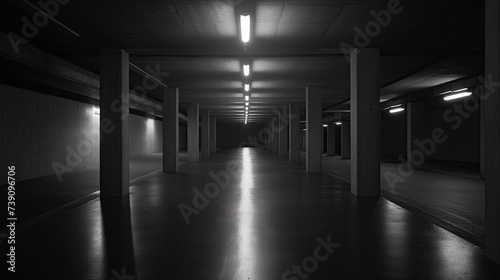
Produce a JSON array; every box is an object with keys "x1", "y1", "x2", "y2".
[{"x1": 0, "y1": 0, "x2": 485, "y2": 122}]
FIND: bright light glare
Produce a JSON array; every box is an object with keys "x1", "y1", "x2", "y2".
[
  {"x1": 390, "y1": 107, "x2": 405, "y2": 114},
  {"x1": 245, "y1": 102, "x2": 249, "y2": 106},
  {"x1": 245, "y1": 95, "x2": 250, "y2": 101},
  {"x1": 243, "y1": 65, "x2": 250, "y2": 76},
  {"x1": 241, "y1": 15, "x2": 251, "y2": 43},
  {"x1": 444, "y1": 91, "x2": 472, "y2": 101},
  {"x1": 245, "y1": 84, "x2": 250, "y2": 91}
]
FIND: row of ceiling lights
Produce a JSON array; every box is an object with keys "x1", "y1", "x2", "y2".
[
  {"x1": 388, "y1": 88, "x2": 473, "y2": 114},
  {"x1": 241, "y1": 15, "x2": 251, "y2": 124}
]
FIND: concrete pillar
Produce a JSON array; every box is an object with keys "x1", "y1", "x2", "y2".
[
  {"x1": 485, "y1": 0, "x2": 500, "y2": 264},
  {"x1": 163, "y1": 87, "x2": 179, "y2": 173},
  {"x1": 201, "y1": 110, "x2": 210, "y2": 157},
  {"x1": 271, "y1": 117, "x2": 279, "y2": 153},
  {"x1": 99, "y1": 49, "x2": 129, "y2": 197},
  {"x1": 327, "y1": 124, "x2": 336, "y2": 156},
  {"x1": 407, "y1": 102, "x2": 426, "y2": 169},
  {"x1": 306, "y1": 86, "x2": 322, "y2": 172},
  {"x1": 279, "y1": 106, "x2": 289, "y2": 157},
  {"x1": 187, "y1": 102, "x2": 199, "y2": 162},
  {"x1": 480, "y1": 95, "x2": 485, "y2": 180},
  {"x1": 350, "y1": 48, "x2": 380, "y2": 197},
  {"x1": 341, "y1": 121, "x2": 351, "y2": 159},
  {"x1": 210, "y1": 116, "x2": 217, "y2": 153},
  {"x1": 289, "y1": 102, "x2": 301, "y2": 162}
]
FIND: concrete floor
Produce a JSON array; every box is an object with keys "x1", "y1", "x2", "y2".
[
  {"x1": 1, "y1": 148, "x2": 499, "y2": 279},
  {"x1": 5, "y1": 152, "x2": 188, "y2": 224},
  {"x1": 319, "y1": 155, "x2": 485, "y2": 245}
]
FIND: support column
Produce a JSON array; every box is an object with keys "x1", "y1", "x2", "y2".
[
  {"x1": 485, "y1": 0, "x2": 500, "y2": 264},
  {"x1": 99, "y1": 49, "x2": 129, "y2": 197},
  {"x1": 210, "y1": 116, "x2": 217, "y2": 153},
  {"x1": 279, "y1": 106, "x2": 289, "y2": 157},
  {"x1": 187, "y1": 102, "x2": 199, "y2": 162},
  {"x1": 306, "y1": 86, "x2": 322, "y2": 172},
  {"x1": 327, "y1": 124, "x2": 336, "y2": 156},
  {"x1": 289, "y1": 102, "x2": 301, "y2": 162},
  {"x1": 271, "y1": 117, "x2": 279, "y2": 153},
  {"x1": 341, "y1": 121, "x2": 351, "y2": 159},
  {"x1": 163, "y1": 87, "x2": 179, "y2": 173},
  {"x1": 407, "y1": 102, "x2": 426, "y2": 169},
  {"x1": 201, "y1": 110, "x2": 210, "y2": 157},
  {"x1": 350, "y1": 48, "x2": 380, "y2": 197}
]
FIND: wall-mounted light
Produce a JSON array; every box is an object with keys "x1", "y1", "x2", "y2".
[
  {"x1": 240, "y1": 15, "x2": 251, "y2": 43},
  {"x1": 243, "y1": 65, "x2": 250, "y2": 76},
  {"x1": 245, "y1": 84, "x2": 250, "y2": 92},
  {"x1": 93, "y1": 107, "x2": 100, "y2": 115},
  {"x1": 335, "y1": 122, "x2": 342, "y2": 126},
  {"x1": 245, "y1": 95, "x2": 250, "y2": 101},
  {"x1": 390, "y1": 107, "x2": 405, "y2": 114},
  {"x1": 444, "y1": 91, "x2": 472, "y2": 101}
]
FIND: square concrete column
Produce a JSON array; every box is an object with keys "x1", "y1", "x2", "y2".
[
  {"x1": 163, "y1": 87, "x2": 179, "y2": 173},
  {"x1": 485, "y1": 0, "x2": 500, "y2": 265},
  {"x1": 271, "y1": 117, "x2": 279, "y2": 153},
  {"x1": 187, "y1": 102, "x2": 199, "y2": 162},
  {"x1": 279, "y1": 106, "x2": 289, "y2": 157},
  {"x1": 289, "y1": 102, "x2": 301, "y2": 162},
  {"x1": 201, "y1": 110, "x2": 210, "y2": 157},
  {"x1": 210, "y1": 116, "x2": 217, "y2": 153},
  {"x1": 99, "y1": 49, "x2": 130, "y2": 197},
  {"x1": 341, "y1": 121, "x2": 351, "y2": 159},
  {"x1": 350, "y1": 49, "x2": 381, "y2": 197},
  {"x1": 407, "y1": 102, "x2": 426, "y2": 170},
  {"x1": 306, "y1": 86, "x2": 322, "y2": 172},
  {"x1": 327, "y1": 124, "x2": 336, "y2": 156}
]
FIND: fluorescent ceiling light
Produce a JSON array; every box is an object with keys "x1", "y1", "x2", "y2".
[
  {"x1": 240, "y1": 15, "x2": 250, "y2": 43},
  {"x1": 245, "y1": 84, "x2": 250, "y2": 92},
  {"x1": 390, "y1": 107, "x2": 405, "y2": 114},
  {"x1": 243, "y1": 65, "x2": 250, "y2": 76},
  {"x1": 323, "y1": 124, "x2": 328, "y2": 127},
  {"x1": 444, "y1": 91, "x2": 472, "y2": 101},
  {"x1": 93, "y1": 107, "x2": 100, "y2": 115},
  {"x1": 245, "y1": 107, "x2": 249, "y2": 111},
  {"x1": 245, "y1": 102, "x2": 249, "y2": 106},
  {"x1": 245, "y1": 95, "x2": 249, "y2": 101},
  {"x1": 335, "y1": 122, "x2": 342, "y2": 126}
]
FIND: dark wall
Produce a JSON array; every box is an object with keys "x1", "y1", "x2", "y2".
[
  {"x1": 381, "y1": 110, "x2": 407, "y2": 159},
  {"x1": 179, "y1": 124, "x2": 187, "y2": 150},
  {"x1": 217, "y1": 122, "x2": 264, "y2": 148},
  {"x1": 425, "y1": 101, "x2": 480, "y2": 163}
]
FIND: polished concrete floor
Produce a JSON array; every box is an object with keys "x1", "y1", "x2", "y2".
[
  {"x1": 2, "y1": 148, "x2": 499, "y2": 279},
  {"x1": 320, "y1": 155, "x2": 485, "y2": 244}
]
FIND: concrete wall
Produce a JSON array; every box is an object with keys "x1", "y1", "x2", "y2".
[
  {"x1": 0, "y1": 84, "x2": 171, "y2": 184},
  {"x1": 381, "y1": 110, "x2": 407, "y2": 159},
  {"x1": 179, "y1": 124, "x2": 187, "y2": 150},
  {"x1": 425, "y1": 108, "x2": 480, "y2": 163},
  {"x1": 129, "y1": 115, "x2": 163, "y2": 158},
  {"x1": 217, "y1": 122, "x2": 264, "y2": 148},
  {"x1": 0, "y1": 84, "x2": 100, "y2": 184}
]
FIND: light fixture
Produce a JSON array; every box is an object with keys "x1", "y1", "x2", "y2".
[
  {"x1": 245, "y1": 95, "x2": 250, "y2": 101},
  {"x1": 245, "y1": 84, "x2": 250, "y2": 92},
  {"x1": 444, "y1": 91, "x2": 472, "y2": 101},
  {"x1": 441, "y1": 88, "x2": 469, "y2": 95},
  {"x1": 323, "y1": 124, "x2": 328, "y2": 127},
  {"x1": 243, "y1": 65, "x2": 250, "y2": 76},
  {"x1": 390, "y1": 107, "x2": 405, "y2": 114},
  {"x1": 240, "y1": 15, "x2": 251, "y2": 43},
  {"x1": 245, "y1": 102, "x2": 249, "y2": 106},
  {"x1": 93, "y1": 107, "x2": 100, "y2": 115},
  {"x1": 245, "y1": 107, "x2": 249, "y2": 111},
  {"x1": 335, "y1": 122, "x2": 342, "y2": 126}
]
